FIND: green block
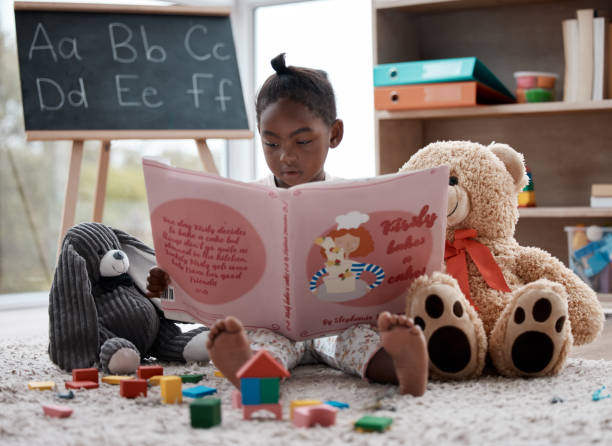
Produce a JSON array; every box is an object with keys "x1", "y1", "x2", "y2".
[
  {"x1": 190, "y1": 398, "x2": 221, "y2": 428},
  {"x1": 259, "y1": 377, "x2": 280, "y2": 404},
  {"x1": 525, "y1": 88, "x2": 553, "y2": 102},
  {"x1": 181, "y1": 373, "x2": 204, "y2": 384},
  {"x1": 354, "y1": 415, "x2": 393, "y2": 432}
]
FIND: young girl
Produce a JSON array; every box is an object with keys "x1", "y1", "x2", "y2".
[{"x1": 147, "y1": 53, "x2": 428, "y2": 396}]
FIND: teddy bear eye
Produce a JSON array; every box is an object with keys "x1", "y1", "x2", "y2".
[{"x1": 449, "y1": 176, "x2": 459, "y2": 186}]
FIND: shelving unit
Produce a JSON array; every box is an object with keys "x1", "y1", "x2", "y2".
[{"x1": 372, "y1": 0, "x2": 612, "y2": 268}]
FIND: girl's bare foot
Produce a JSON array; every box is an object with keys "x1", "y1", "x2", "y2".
[
  {"x1": 206, "y1": 316, "x2": 253, "y2": 389},
  {"x1": 378, "y1": 311, "x2": 428, "y2": 396}
]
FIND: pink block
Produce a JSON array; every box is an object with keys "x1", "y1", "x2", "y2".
[
  {"x1": 515, "y1": 75, "x2": 537, "y2": 89},
  {"x1": 42, "y1": 404, "x2": 73, "y2": 418},
  {"x1": 232, "y1": 390, "x2": 243, "y2": 409},
  {"x1": 292, "y1": 404, "x2": 338, "y2": 428},
  {"x1": 243, "y1": 403, "x2": 282, "y2": 420}
]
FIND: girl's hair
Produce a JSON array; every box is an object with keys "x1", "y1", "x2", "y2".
[
  {"x1": 322, "y1": 227, "x2": 375, "y2": 259},
  {"x1": 256, "y1": 53, "x2": 337, "y2": 126}
]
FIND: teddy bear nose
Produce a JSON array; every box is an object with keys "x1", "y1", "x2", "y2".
[{"x1": 113, "y1": 251, "x2": 123, "y2": 260}]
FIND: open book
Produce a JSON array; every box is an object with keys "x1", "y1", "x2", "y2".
[{"x1": 142, "y1": 159, "x2": 449, "y2": 340}]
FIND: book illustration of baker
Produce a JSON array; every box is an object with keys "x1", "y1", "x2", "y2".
[{"x1": 309, "y1": 211, "x2": 385, "y2": 302}]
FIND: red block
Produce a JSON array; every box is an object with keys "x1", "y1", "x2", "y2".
[
  {"x1": 42, "y1": 404, "x2": 73, "y2": 418},
  {"x1": 72, "y1": 367, "x2": 99, "y2": 383},
  {"x1": 120, "y1": 378, "x2": 148, "y2": 398},
  {"x1": 65, "y1": 380, "x2": 99, "y2": 390},
  {"x1": 138, "y1": 365, "x2": 164, "y2": 380}
]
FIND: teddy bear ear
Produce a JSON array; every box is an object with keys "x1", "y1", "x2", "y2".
[{"x1": 488, "y1": 142, "x2": 529, "y2": 192}]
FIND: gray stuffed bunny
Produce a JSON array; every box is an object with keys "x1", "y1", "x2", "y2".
[{"x1": 48, "y1": 222, "x2": 209, "y2": 373}]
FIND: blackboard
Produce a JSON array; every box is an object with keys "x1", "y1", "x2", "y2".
[{"x1": 14, "y1": 3, "x2": 250, "y2": 138}]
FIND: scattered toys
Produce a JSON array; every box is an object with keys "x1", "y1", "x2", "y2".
[
  {"x1": 180, "y1": 373, "x2": 204, "y2": 384},
  {"x1": 354, "y1": 415, "x2": 393, "y2": 433},
  {"x1": 65, "y1": 380, "x2": 99, "y2": 390},
  {"x1": 102, "y1": 375, "x2": 133, "y2": 385},
  {"x1": 72, "y1": 368, "x2": 98, "y2": 383},
  {"x1": 138, "y1": 365, "x2": 164, "y2": 380},
  {"x1": 190, "y1": 398, "x2": 221, "y2": 428},
  {"x1": 42, "y1": 404, "x2": 73, "y2": 418},
  {"x1": 292, "y1": 404, "x2": 337, "y2": 428},
  {"x1": 290, "y1": 400, "x2": 322, "y2": 420},
  {"x1": 593, "y1": 386, "x2": 611, "y2": 402},
  {"x1": 120, "y1": 379, "x2": 148, "y2": 399},
  {"x1": 160, "y1": 376, "x2": 182, "y2": 404},
  {"x1": 28, "y1": 381, "x2": 55, "y2": 391},
  {"x1": 324, "y1": 400, "x2": 349, "y2": 409},
  {"x1": 182, "y1": 385, "x2": 217, "y2": 399},
  {"x1": 148, "y1": 375, "x2": 163, "y2": 386},
  {"x1": 56, "y1": 390, "x2": 75, "y2": 400},
  {"x1": 236, "y1": 350, "x2": 290, "y2": 421}
]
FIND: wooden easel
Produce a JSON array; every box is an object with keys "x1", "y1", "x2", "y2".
[{"x1": 55, "y1": 131, "x2": 251, "y2": 251}]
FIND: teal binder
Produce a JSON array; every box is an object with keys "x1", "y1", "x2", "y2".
[{"x1": 373, "y1": 57, "x2": 514, "y2": 99}]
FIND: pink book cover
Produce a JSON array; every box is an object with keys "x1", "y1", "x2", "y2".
[{"x1": 142, "y1": 159, "x2": 449, "y2": 340}]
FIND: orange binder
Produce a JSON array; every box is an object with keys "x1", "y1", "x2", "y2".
[{"x1": 374, "y1": 81, "x2": 515, "y2": 111}]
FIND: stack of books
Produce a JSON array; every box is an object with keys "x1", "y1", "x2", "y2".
[
  {"x1": 562, "y1": 9, "x2": 612, "y2": 101},
  {"x1": 591, "y1": 184, "x2": 612, "y2": 208},
  {"x1": 373, "y1": 57, "x2": 515, "y2": 111}
]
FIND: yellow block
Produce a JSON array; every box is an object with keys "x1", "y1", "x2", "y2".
[
  {"x1": 101, "y1": 375, "x2": 134, "y2": 385},
  {"x1": 28, "y1": 381, "x2": 55, "y2": 391},
  {"x1": 148, "y1": 375, "x2": 164, "y2": 386},
  {"x1": 290, "y1": 399, "x2": 322, "y2": 419},
  {"x1": 160, "y1": 376, "x2": 182, "y2": 404},
  {"x1": 214, "y1": 370, "x2": 224, "y2": 378}
]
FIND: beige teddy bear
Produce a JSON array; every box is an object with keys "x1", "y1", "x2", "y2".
[{"x1": 400, "y1": 140, "x2": 604, "y2": 379}]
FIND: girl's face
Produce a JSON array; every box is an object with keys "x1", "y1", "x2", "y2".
[
  {"x1": 334, "y1": 233, "x2": 360, "y2": 255},
  {"x1": 259, "y1": 98, "x2": 343, "y2": 188}
]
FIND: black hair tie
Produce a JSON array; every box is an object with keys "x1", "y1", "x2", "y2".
[{"x1": 271, "y1": 53, "x2": 291, "y2": 75}]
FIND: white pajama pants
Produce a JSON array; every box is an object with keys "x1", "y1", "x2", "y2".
[{"x1": 246, "y1": 324, "x2": 383, "y2": 379}]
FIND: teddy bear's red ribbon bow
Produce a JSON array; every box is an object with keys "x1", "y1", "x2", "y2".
[{"x1": 444, "y1": 229, "x2": 511, "y2": 310}]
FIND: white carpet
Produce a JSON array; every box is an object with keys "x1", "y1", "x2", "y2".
[{"x1": 2, "y1": 337, "x2": 612, "y2": 446}]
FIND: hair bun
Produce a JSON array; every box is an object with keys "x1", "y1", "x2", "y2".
[{"x1": 271, "y1": 53, "x2": 291, "y2": 75}]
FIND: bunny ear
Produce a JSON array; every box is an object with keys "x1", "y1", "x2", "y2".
[
  {"x1": 112, "y1": 228, "x2": 156, "y2": 295},
  {"x1": 48, "y1": 241, "x2": 100, "y2": 371}
]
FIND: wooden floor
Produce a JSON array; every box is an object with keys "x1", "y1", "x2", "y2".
[{"x1": 0, "y1": 304, "x2": 610, "y2": 360}]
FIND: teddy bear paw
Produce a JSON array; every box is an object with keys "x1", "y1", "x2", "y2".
[
  {"x1": 491, "y1": 285, "x2": 571, "y2": 377},
  {"x1": 408, "y1": 282, "x2": 486, "y2": 379}
]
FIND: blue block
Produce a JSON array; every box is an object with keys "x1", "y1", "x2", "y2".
[
  {"x1": 240, "y1": 378, "x2": 260, "y2": 405},
  {"x1": 182, "y1": 385, "x2": 218, "y2": 399},
  {"x1": 325, "y1": 400, "x2": 349, "y2": 409}
]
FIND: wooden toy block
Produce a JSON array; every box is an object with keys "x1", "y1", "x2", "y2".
[
  {"x1": 120, "y1": 378, "x2": 148, "y2": 398},
  {"x1": 138, "y1": 365, "x2": 164, "y2": 380},
  {"x1": 324, "y1": 400, "x2": 349, "y2": 409},
  {"x1": 180, "y1": 373, "x2": 204, "y2": 384},
  {"x1": 28, "y1": 381, "x2": 55, "y2": 391},
  {"x1": 232, "y1": 390, "x2": 242, "y2": 408},
  {"x1": 72, "y1": 367, "x2": 98, "y2": 383},
  {"x1": 160, "y1": 376, "x2": 182, "y2": 404},
  {"x1": 42, "y1": 404, "x2": 73, "y2": 418},
  {"x1": 259, "y1": 377, "x2": 280, "y2": 404},
  {"x1": 56, "y1": 390, "x2": 74, "y2": 400},
  {"x1": 102, "y1": 375, "x2": 133, "y2": 385},
  {"x1": 148, "y1": 375, "x2": 163, "y2": 386},
  {"x1": 214, "y1": 371, "x2": 224, "y2": 378},
  {"x1": 190, "y1": 398, "x2": 221, "y2": 428},
  {"x1": 236, "y1": 350, "x2": 290, "y2": 379},
  {"x1": 240, "y1": 378, "x2": 261, "y2": 405},
  {"x1": 292, "y1": 404, "x2": 338, "y2": 428},
  {"x1": 289, "y1": 400, "x2": 322, "y2": 419},
  {"x1": 182, "y1": 385, "x2": 217, "y2": 399},
  {"x1": 354, "y1": 415, "x2": 393, "y2": 433},
  {"x1": 243, "y1": 403, "x2": 282, "y2": 421},
  {"x1": 65, "y1": 380, "x2": 99, "y2": 390}
]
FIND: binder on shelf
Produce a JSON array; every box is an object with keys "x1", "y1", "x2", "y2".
[
  {"x1": 373, "y1": 57, "x2": 514, "y2": 99},
  {"x1": 374, "y1": 81, "x2": 514, "y2": 111}
]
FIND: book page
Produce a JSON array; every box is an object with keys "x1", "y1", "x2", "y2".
[
  {"x1": 142, "y1": 159, "x2": 284, "y2": 331},
  {"x1": 284, "y1": 166, "x2": 449, "y2": 339}
]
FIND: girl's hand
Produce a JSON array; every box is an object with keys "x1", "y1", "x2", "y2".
[{"x1": 146, "y1": 267, "x2": 171, "y2": 298}]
